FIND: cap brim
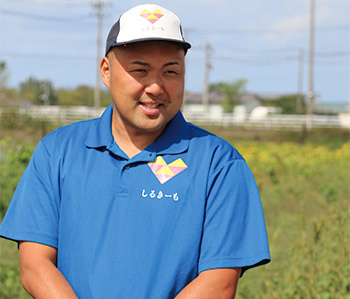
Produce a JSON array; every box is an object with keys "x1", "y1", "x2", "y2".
[{"x1": 105, "y1": 38, "x2": 191, "y2": 56}]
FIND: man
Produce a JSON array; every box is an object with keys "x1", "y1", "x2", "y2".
[{"x1": 0, "y1": 4, "x2": 270, "y2": 298}]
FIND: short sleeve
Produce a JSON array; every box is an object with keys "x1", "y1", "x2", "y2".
[
  {"x1": 198, "y1": 159, "x2": 270, "y2": 276},
  {"x1": 0, "y1": 140, "x2": 60, "y2": 248}
]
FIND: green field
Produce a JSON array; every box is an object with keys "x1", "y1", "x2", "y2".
[{"x1": 0, "y1": 124, "x2": 349, "y2": 298}]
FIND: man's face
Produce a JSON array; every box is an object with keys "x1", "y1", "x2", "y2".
[{"x1": 101, "y1": 41, "x2": 185, "y2": 137}]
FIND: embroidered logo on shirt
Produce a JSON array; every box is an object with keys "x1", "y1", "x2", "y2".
[
  {"x1": 148, "y1": 156, "x2": 188, "y2": 184},
  {"x1": 140, "y1": 9, "x2": 164, "y2": 24}
]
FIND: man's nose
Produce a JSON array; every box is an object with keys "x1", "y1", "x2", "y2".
[{"x1": 144, "y1": 76, "x2": 164, "y2": 97}]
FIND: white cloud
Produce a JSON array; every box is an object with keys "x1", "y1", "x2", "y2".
[{"x1": 316, "y1": 0, "x2": 350, "y2": 25}]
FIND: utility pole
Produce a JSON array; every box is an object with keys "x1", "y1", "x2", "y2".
[
  {"x1": 92, "y1": 1, "x2": 109, "y2": 108},
  {"x1": 40, "y1": 80, "x2": 50, "y2": 106},
  {"x1": 297, "y1": 49, "x2": 304, "y2": 113},
  {"x1": 306, "y1": 0, "x2": 315, "y2": 129},
  {"x1": 203, "y1": 43, "x2": 212, "y2": 115}
]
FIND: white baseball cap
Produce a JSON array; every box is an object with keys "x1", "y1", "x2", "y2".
[{"x1": 105, "y1": 4, "x2": 191, "y2": 55}]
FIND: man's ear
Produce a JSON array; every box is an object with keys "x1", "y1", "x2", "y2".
[{"x1": 100, "y1": 57, "x2": 111, "y2": 88}]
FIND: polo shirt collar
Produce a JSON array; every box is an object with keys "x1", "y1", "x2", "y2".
[
  {"x1": 85, "y1": 104, "x2": 114, "y2": 149},
  {"x1": 146, "y1": 110, "x2": 189, "y2": 156},
  {"x1": 85, "y1": 104, "x2": 189, "y2": 159}
]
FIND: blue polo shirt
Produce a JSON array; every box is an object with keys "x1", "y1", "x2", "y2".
[{"x1": 0, "y1": 104, "x2": 270, "y2": 298}]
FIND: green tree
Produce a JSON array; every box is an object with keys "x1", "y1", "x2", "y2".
[
  {"x1": 19, "y1": 77, "x2": 57, "y2": 105},
  {"x1": 101, "y1": 89, "x2": 112, "y2": 107},
  {"x1": 0, "y1": 61, "x2": 8, "y2": 90},
  {"x1": 0, "y1": 61, "x2": 18, "y2": 104},
  {"x1": 56, "y1": 85, "x2": 111, "y2": 107},
  {"x1": 209, "y1": 79, "x2": 247, "y2": 113},
  {"x1": 263, "y1": 94, "x2": 306, "y2": 114},
  {"x1": 56, "y1": 85, "x2": 93, "y2": 106}
]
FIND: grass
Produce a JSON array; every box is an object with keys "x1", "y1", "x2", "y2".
[
  {"x1": 0, "y1": 240, "x2": 29, "y2": 298},
  {"x1": 234, "y1": 140, "x2": 350, "y2": 299}
]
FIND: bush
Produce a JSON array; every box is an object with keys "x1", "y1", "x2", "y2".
[
  {"x1": 0, "y1": 137, "x2": 34, "y2": 219},
  {"x1": 0, "y1": 262, "x2": 30, "y2": 299}
]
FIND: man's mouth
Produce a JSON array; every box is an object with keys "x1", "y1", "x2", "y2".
[{"x1": 140, "y1": 103, "x2": 161, "y2": 109}]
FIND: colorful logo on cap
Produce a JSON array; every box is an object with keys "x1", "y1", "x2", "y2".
[
  {"x1": 140, "y1": 9, "x2": 164, "y2": 24},
  {"x1": 148, "y1": 156, "x2": 188, "y2": 184}
]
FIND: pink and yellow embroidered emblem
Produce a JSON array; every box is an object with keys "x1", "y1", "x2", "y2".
[
  {"x1": 140, "y1": 9, "x2": 164, "y2": 24},
  {"x1": 148, "y1": 156, "x2": 188, "y2": 184}
]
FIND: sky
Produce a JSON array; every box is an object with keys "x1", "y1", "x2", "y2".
[{"x1": 0, "y1": 0, "x2": 349, "y2": 103}]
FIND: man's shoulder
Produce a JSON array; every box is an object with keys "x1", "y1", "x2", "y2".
[{"x1": 41, "y1": 117, "x2": 100, "y2": 150}]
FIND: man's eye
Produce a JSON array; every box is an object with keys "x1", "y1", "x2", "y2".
[{"x1": 165, "y1": 70, "x2": 178, "y2": 75}]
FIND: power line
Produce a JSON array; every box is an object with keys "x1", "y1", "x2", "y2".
[
  {"x1": 0, "y1": 53, "x2": 93, "y2": 60},
  {"x1": 314, "y1": 51, "x2": 349, "y2": 57},
  {"x1": 211, "y1": 56, "x2": 349, "y2": 67},
  {"x1": 3, "y1": 7, "x2": 348, "y2": 34},
  {"x1": 9, "y1": 0, "x2": 89, "y2": 6},
  {"x1": 189, "y1": 25, "x2": 349, "y2": 35},
  {"x1": 213, "y1": 50, "x2": 348, "y2": 61},
  {"x1": 0, "y1": 8, "x2": 92, "y2": 22},
  {"x1": 1, "y1": 48, "x2": 347, "y2": 63},
  {"x1": 216, "y1": 46, "x2": 300, "y2": 54}
]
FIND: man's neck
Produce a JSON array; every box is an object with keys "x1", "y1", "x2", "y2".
[{"x1": 111, "y1": 119, "x2": 163, "y2": 159}]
